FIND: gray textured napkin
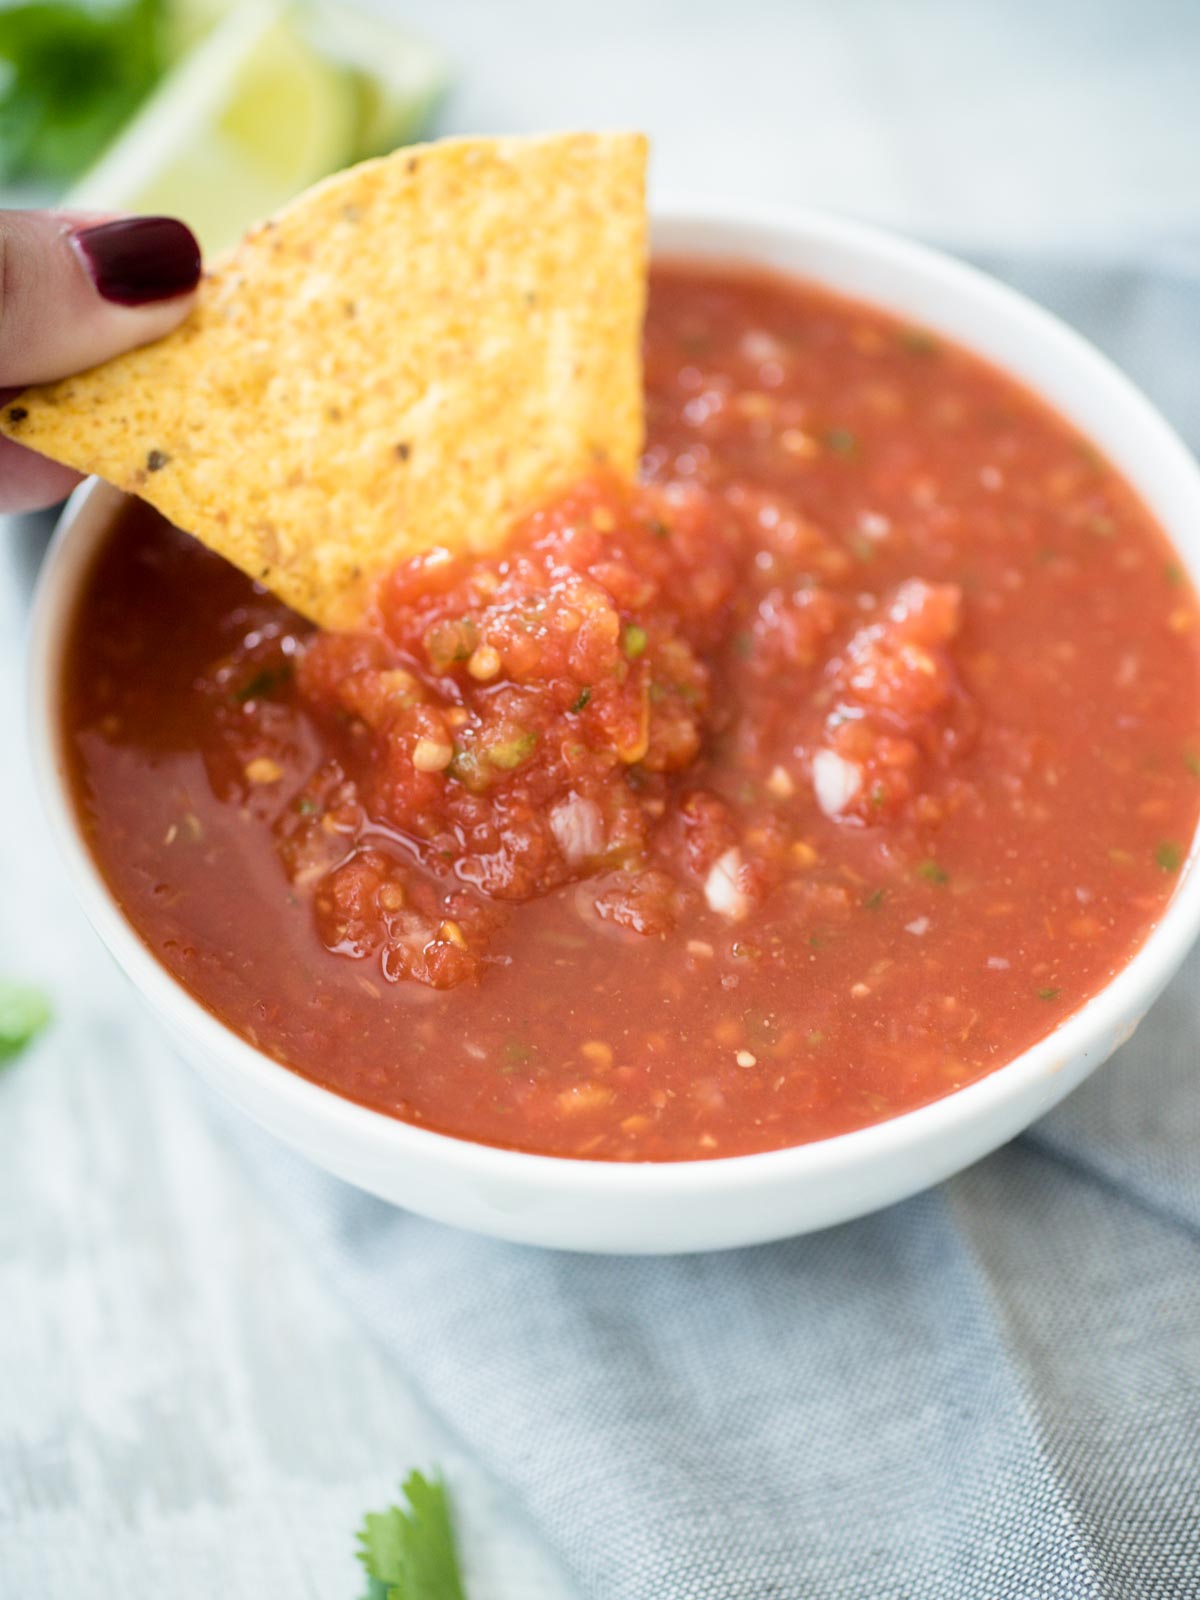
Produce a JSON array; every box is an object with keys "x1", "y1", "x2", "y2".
[{"x1": 224, "y1": 252, "x2": 1200, "y2": 1599}]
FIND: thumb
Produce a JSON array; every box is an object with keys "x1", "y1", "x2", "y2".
[{"x1": 0, "y1": 210, "x2": 201, "y2": 388}]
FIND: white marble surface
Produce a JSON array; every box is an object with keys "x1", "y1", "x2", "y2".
[
  {"x1": 423, "y1": 0, "x2": 1200, "y2": 253},
  {"x1": 3, "y1": 1, "x2": 1199, "y2": 1593}
]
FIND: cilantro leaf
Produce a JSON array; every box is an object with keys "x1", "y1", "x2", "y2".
[
  {"x1": 356, "y1": 1471, "x2": 468, "y2": 1600},
  {"x1": 234, "y1": 663, "x2": 292, "y2": 702},
  {"x1": 1155, "y1": 840, "x2": 1182, "y2": 873},
  {"x1": 621, "y1": 623, "x2": 648, "y2": 659},
  {"x1": 0, "y1": 979, "x2": 51, "y2": 1065},
  {"x1": 0, "y1": 0, "x2": 165, "y2": 184},
  {"x1": 915, "y1": 858, "x2": 949, "y2": 885}
]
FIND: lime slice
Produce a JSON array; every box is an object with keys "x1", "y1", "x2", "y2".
[
  {"x1": 163, "y1": 0, "x2": 233, "y2": 59},
  {"x1": 302, "y1": 3, "x2": 449, "y2": 156},
  {"x1": 68, "y1": 1, "x2": 360, "y2": 256}
]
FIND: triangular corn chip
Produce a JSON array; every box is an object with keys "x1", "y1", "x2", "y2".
[{"x1": 3, "y1": 131, "x2": 647, "y2": 628}]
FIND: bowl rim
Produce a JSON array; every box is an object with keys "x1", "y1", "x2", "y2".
[{"x1": 27, "y1": 193, "x2": 1200, "y2": 1202}]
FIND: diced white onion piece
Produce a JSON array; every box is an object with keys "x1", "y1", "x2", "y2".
[
  {"x1": 812, "y1": 748, "x2": 862, "y2": 817},
  {"x1": 550, "y1": 795, "x2": 604, "y2": 864},
  {"x1": 705, "y1": 847, "x2": 751, "y2": 920},
  {"x1": 741, "y1": 329, "x2": 783, "y2": 364},
  {"x1": 859, "y1": 510, "x2": 891, "y2": 540},
  {"x1": 906, "y1": 917, "x2": 931, "y2": 936}
]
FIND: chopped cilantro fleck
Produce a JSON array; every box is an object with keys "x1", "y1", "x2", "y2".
[
  {"x1": 850, "y1": 534, "x2": 876, "y2": 562},
  {"x1": 571, "y1": 686, "x2": 592, "y2": 713},
  {"x1": 863, "y1": 888, "x2": 885, "y2": 910},
  {"x1": 733, "y1": 631, "x2": 754, "y2": 660},
  {"x1": 1185, "y1": 750, "x2": 1200, "y2": 777},
  {"x1": 486, "y1": 731, "x2": 538, "y2": 770},
  {"x1": 448, "y1": 745, "x2": 491, "y2": 794},
  {"x1": 1155, "y1": 840, "x2": 1182, "y2": 873},
  {"x1": 426, "y1": 618, "x2": 478, "y2": 668},
  {"x1": 649, "y1": 518, "x2": 671, "y2": 539},
  {"x1": 807, "y1": 1029, "x2": 826, "y2": 1047},
  {"x1": 295, "y1": 796, "x2": 321, "y2": 815},
  {"x1": 916, "y1": 859, "x2": 949, "y2": 885},
  {"x1": 899, "y1": 327, "x2": 939, "y2": 355},
  {"x1": 622, "y1": 624, "x2": 648, "y2": 659},
  {"x1": 825, "y1": 427, "x2": 859, "y2": 459},
  {"x1": 0, "y1": 980, "x2": 51, "y2": 1065},
  {"x1": 355, "y1": 1471, "x2": 467, "y2": 1600},
  {"x1": 1037, "y1": 987, "x2": 1062, "y2": 1002},
  {"x1": 870, "y1": 783, "x2": 887, "y2": 808},
  {"x1": 1165, "y1": 563, "x2": 1185, "y2": 588},
  {"x1": 235, "y1": 664, "x2": 291, "y2": 702}
]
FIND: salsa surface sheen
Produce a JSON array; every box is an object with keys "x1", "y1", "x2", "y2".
[{"x1": 64, "y1": 263, "x2": 1200, "y2": 1160}]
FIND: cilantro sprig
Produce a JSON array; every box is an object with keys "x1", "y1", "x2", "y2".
[
  {"x1": 0, "y1": 0, "x2": 166, "y2": 183},
  {"x1": 0, "y1": 979, "x2": 51, "y2": 1066},
  {"x1": 357, "y1": 1472, "x2": 468, "y2": 1600}
]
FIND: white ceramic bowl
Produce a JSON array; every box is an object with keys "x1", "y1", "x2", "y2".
[{"x1": 28, "y1": 200, "x2": 1200, "y2": 1254}]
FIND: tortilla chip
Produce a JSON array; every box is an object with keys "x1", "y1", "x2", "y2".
[{"x1": 3, "y1": 131, "x2": 647, "y2": 628}]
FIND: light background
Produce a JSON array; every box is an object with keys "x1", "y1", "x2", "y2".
[{"x1": 2, "y1": 1, "x2": 1199, "y2": 1594}]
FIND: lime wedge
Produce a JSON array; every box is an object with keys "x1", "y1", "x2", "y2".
[
  {"x1": 302, "y1": 3, "x2": 449, "y2": 156},
  {"x1": 68, "y1": 1, "x2": 361, "y2": 255},
  {"x1": 163, "y1": 0, "x2": 233, "y2": 59}
]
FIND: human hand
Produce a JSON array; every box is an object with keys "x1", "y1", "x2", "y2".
[{"x1": 0, "y1": 211, "x2": 200, "y2": 513}]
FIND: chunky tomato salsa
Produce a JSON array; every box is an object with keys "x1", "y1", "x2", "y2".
[{"x1": 63, "y1": 263, "x2": 1200, "y2": 1159}]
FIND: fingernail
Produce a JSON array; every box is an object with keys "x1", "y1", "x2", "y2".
[{"x1": 72, "y1": 217, "x2": 201, "y2": 306}]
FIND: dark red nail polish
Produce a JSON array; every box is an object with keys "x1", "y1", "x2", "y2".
[{"x1": 72, "y1": 217, "x2": 201, "y2": 306}]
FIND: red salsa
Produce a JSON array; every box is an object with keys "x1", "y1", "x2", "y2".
[{"x1": 63, "y1": 263, "x2": 1200, "y2": 1159}]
